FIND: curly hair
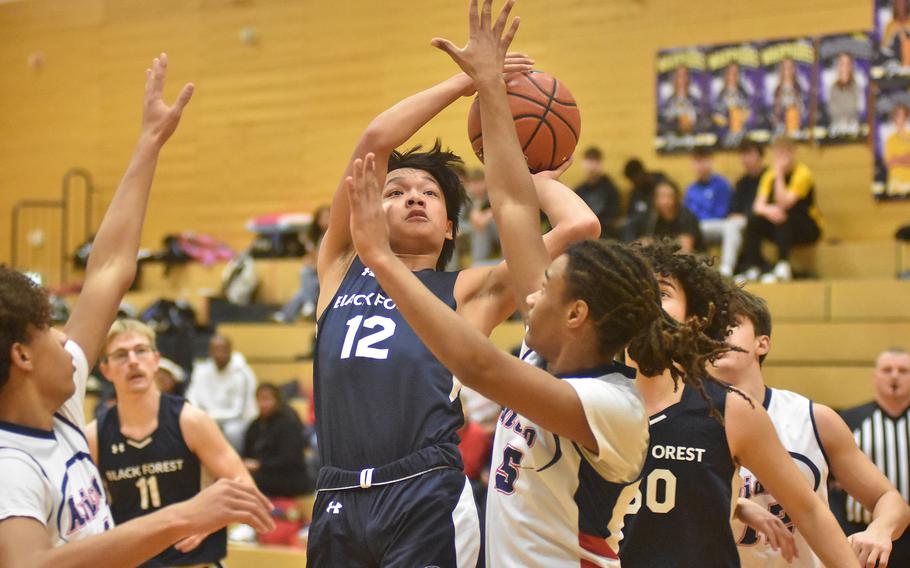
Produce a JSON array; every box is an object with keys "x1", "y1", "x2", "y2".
[
  {"x1": 562, "y1": 241, "x2": 734, "y2": 420},
  {"x1": 0, "y1": 267, "x2": 52, "y2": 390},
  {"x1": 388, "y1": 139, "x2": 469, "y2": 270},
  {"x1": 633, "y1": 240, "x2": 748, "y2": 420}
]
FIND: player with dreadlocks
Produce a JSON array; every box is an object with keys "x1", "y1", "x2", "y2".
[
  {"x1": 618, "y1": 241, "x2": 859, "y2": 568},
  {"x1": 342, "y1": 2, "x2": 731, "y2": 565}
]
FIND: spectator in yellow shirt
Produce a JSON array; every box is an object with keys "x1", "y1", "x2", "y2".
[{"x1": 738, "y1": 137, "x2": 822, "y2": 283}]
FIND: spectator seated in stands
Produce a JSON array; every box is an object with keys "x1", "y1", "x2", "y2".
[
  {"x1": 574, "y1": 146, "x2": 621, "y2": 239},
  {"x1": 155, "y1": 356, "x2": 186, "y2": 396},
  {"x1": 274, "y1": 205, "x2": 330, "y2": 322},
  {"x1": 621, "y1": 158, "x2": 661, "y2": 241},
  {"x1": 187, "y1": 333, "x2": 258, "y2": 451},
  {"x1": 629, "y1": 177, "x2": 704, "y2": 253},
  {"x1": 729, "y1": 141, "x2": 766, "y2": 273},
  {"x1": 243, "y1": 383, "x2": 311, "y2": 498},
  {"x1": 684, "y1": 147, "x2": 738, "y2": 276},
  {"x1": 739, "y1": 136, "x2": 823, "y2": 283}
]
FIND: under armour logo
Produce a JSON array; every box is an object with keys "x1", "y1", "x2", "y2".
[
  {"x1": 326, "y1": 501, "x2": 343, "y2": 514},
  {"x1": 361, "y1": 267, "x2": 375, "y2": 278},
  {"x1": 111, "y1": 443, "x2": 125, "y2": 454}
]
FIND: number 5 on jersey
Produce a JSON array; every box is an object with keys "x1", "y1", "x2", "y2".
[{"x1": 340, "y1": 316, "x2": 396, "y2": 360}]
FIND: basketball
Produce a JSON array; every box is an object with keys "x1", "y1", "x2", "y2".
[{"x1": 467, "y1": 71, "x2": 581, "y2": 173}]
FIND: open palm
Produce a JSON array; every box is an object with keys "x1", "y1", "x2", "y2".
[{"x1": 141, "y1": 53, "x2": 194, "y2": 147}]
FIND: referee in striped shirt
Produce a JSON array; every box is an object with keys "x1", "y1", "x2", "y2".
[{"x1": 833, "y1": 348, "x2": 910, "y2": 566}]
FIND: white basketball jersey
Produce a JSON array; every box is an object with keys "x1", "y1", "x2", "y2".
[
  {"x1": 0, "y1": 341, "x2": 113, "y2": 545},
  {"x1": 733, "y1": 387, "x2": 829, "y2": 568},
  {"x1": 485, "y1": 346, "x2": 648, "y2": 568}
]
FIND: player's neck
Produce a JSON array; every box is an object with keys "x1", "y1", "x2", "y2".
[
  {"x1": 0, "y1": 381, "x2": 56, "y2": 431},
  {"x1": 628, "y1": 362, "x2": 685, "y2": 415},
  {"x1": 394, "y1": 252, "x2": 440, "y2": 272},
  {"x1": 728, "y1": 364, "x2": 765, "y2": 403},
  {"x1": 116, "y1": 387, "x2": 161, "y2": 433},
  {"x1": 546, "y1": 339, "x2": 616, "y2": 377}
]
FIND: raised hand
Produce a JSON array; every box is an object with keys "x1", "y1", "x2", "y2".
[
  {"x1": 432, "y1": 0, "x2": 521, "y2": 84},
  {"x1": 141, "y1": 53, "x2": 194, "y2": 148},
  {"x1": 345, "y1": 153, "x2": 392, "y2": 265},
  {"x1": 456, "y1": 51, "x2": 535, "y2": 97}
]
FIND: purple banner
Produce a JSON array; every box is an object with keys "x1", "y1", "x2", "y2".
[
  {"x1": 873, "y1": 0, "x2": 910, "y2": 82},
  {"x1": 760, "y1": 39, "x2": 816, "y2": 141},
  {"x1": 706, "y1": 43, "x2": 768, "y2": 149},
  {"x1": 816, "y1": 32, "x2": 872, "y2": 144},
  {"x1": 873, "y1": 82, "x2": 910, "y2": 199},
  {"x1": 655, "y1": 47, "x2": 714, "y2": 153}
]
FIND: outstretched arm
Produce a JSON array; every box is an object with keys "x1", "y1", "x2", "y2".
[
  {"x1": 725, "y1": 395, "x2": 859, "y2": 568},
  {"x1": 65, "y1": 54, "x2": 193, "y2": 367},
  {"x1": 815, "y1": 404, "x2": 910, "y2": 568},
  {"x1": 346, "y1": 153, "x2": 598, "y2": 450},
  {"x1": 0, "y1": 479, "x2": 272, "y2": 568},
  {"x1": 434, "y1": 0, "x2": 597, "y2": 319}
]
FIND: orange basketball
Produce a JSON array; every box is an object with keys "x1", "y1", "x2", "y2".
[{"x1": 468, "y1": 71, "x2": 581, "y2": 173}]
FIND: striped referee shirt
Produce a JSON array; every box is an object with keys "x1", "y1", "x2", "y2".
[{"x1": 839, "y1": 402, "x2": 910, "y2": 524}]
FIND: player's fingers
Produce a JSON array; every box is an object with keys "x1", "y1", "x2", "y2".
[
  {"x1": 501, "y1": 17, "x2": 520, "y2": 50},
  {"x1": 230, "y1": 491, "x2": 274, "y2": 532},
  {"x1": 780, "y1": 529, "x2": 797, "y2": 562},
  {"x1": 493, "y1": 0, "x2": 515, "y2": 36},
  {"x1": 431, "y1": 38, "x2": 462, "y2": 61},
  {"x1": 235, "y1": 477, "x2": 274, "y2": 513},
  {"x1": 879, "y1": 547, "x2": 891, "y2": 567},
  {"x1": 468, "y1": 0, "x2": 479, "y2": 32},
  {"x1": 351, "y1": 158, "x2": 364, "y2": 192},
  {"x1": 765, "y1": 526, "x2": 780, "y2": 551},
  {"x1": 173, "y1": 83, "x2": 195, "y2": 114},
  {"x1": 856, "y1": 544, "x2": 872, "y2": 568},
  {"x1": 365, "y1": 153, "x2": 378, "y2": 191},
  {"x1": 152, "y1": 53, "x2": 167, "y2": 97},
  {"x1": 480, "y1": 0, "x2": 492, "y2": 30},
  {"x1": 144, "y1": 68, "x2": 154, "y2": 98}
]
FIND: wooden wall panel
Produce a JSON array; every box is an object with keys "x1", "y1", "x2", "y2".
[{"x1": 2, "y1": 0, "x2": 906, "y2": 285}]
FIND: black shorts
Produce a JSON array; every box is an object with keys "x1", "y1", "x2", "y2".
[{"x1": 307, "y1": 456, "x2": 479, "y2": 567}]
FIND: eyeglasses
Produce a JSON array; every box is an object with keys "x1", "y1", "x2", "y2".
[{"x1": 106, "y1": 345, "x2": 155, "y2": 365}]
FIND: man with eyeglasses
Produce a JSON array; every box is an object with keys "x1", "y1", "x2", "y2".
[{"x1": 85, "y1": 319, "x2": 255, "y2": 568}]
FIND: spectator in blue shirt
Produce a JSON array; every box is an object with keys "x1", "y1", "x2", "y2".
[{"x1": 684, "y1": 147, "x2": 740, "y2": 276}]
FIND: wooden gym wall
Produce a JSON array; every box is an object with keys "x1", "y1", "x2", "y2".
[{"x1": 1, "y1": 0, "x2": 905, "y2": 281}]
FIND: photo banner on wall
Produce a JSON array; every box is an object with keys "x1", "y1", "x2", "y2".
[
  {"x1": 873, "y1": 82, "x2": 910, "y2": 200},
  {"x1": 873, "y1": 0, "x2": 910, "y2": 83},
  {"x1": 706, "y1": 43, "x2": 768, "y2": 149},
  {"x1": 655, "y1": 47, "x2": 714, "y2": 153},
  {"x1": 815, "y1": 32, "x2": 872, "y2": 144},
  {"x1": 760, "y1": 39, "x2": 816, "y2": 141}
]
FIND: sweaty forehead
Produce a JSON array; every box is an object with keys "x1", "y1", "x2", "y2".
[{"x1": 385, "y1": 168, "x2": 440, "y2": 188}]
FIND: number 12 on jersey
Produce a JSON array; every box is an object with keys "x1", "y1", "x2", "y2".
[{"x1": 340, "y1": 315, "x2": 396, "y2": 360}]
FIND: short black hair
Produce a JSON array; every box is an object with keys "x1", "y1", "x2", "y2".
[
  {"x1": 692, "y1": 147, "x2": 713, "y2": 159},
  {"x1": 583, "y1": 146, "x2": 603, "y2": 161},
  {"x1": 729, "y1": 287, "x2": 772, "y2": 364},
  {"x1": 623, "y1": 158, "x2": 646, "y2": 180},
  {"x1": 0, "y1": 267, "x2": 52, "y2": 391},
  {"x1": 738, "y1": 139, "x2": 764, "y2": 157},
  {"x1": 388, "y1": 140, "x2": 469, "y2": 270}
]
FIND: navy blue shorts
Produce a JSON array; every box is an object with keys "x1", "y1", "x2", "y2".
[{"x1": 307, "y1": 452, "x2": 479, "y2": 567}]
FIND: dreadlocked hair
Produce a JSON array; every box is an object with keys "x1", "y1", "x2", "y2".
[
  {"x1": 563, "y1": 241, "x2": 736, "y2": 422},
  {"x1": 634, "y1": 239, "x2": 752, "y2": 421},
  {"x1": 388, "y1": 139, "x2": 469, "y2": 270}
]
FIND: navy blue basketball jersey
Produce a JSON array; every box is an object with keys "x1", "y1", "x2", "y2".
[
  {"x1": 314, "y1": 256, "x2": 464, "y2": 471},
  {"x1": 97, "y1": 393, "x2": 227, "y2": 568},
  {"x1": 619, "y1": 381, "x2": 740, "y2": 568}
]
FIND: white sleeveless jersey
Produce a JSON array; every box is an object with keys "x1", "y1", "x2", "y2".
[
  {"x1": 0, "y1": 341, "x2": 113, "y2": 545},
  {"x1": 485, "y1": 346, "x2": 648, "y2": 568},
  {"x1": 732, "y1": 387, "x2": 829, "y2": 568}
]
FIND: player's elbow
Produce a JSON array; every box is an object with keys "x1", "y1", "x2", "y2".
[
  {"x1": 360, "y1": 120, "x2": 397, "y2": 154},
  {"x1": 571, "y1": 212, "x2": 601, "y2": 242}
]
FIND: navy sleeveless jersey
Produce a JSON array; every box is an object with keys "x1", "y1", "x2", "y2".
[
  {"x1": 619, "y1": 381, "x2": 740, "y2": 567},
  {"x1": 314, "y1": 256, "x2": 464, "y2": 470},
  {"x1": 97, "y1": 393, "x2": 227, "y2": 567}
]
